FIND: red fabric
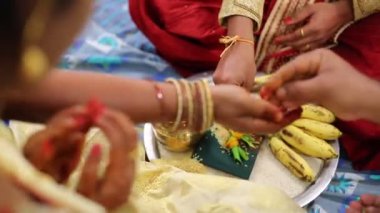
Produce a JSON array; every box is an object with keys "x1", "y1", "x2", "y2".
[
  {"x1": 331, "y1": 13, "x2": 380, "y2": 170},
  {"x1": 130, "y1": 0, "x2": 380, "y2": 170},
  {"x1": 129, "y1": 0, "x2": 226, "y2": 77}
]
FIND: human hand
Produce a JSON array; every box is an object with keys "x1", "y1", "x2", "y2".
[
  {"x1": 213, "y1": 42, "x2": 256, "y2": 90},
  {"x1": 275, "y1": 1, "x2": 354, "y2": 51},
  {"x1": 211, "y1": 84, "x2": 300, "y2": 134},
  {"x1": 77, "y1": 108, "x2": 137, "y2": 209},
  {"x1": 213, "y1": 15, "x2": 256, "y2": 90},
  {"x1": 346, "y1": 194, "x2": 380, "y2": 213},
  {"x1": 261, "y1": 49, "x2": 379, "y2": 121},
  {"x1": 24, "y1": 100, "x2": 137, "y2": 209}
]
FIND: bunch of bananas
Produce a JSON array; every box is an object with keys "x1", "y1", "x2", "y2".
[{"x1": 269, "y1": 104, "x2": 341, "y2": 182}]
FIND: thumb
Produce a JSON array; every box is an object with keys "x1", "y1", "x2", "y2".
[
  {"x1": 285, "y1": 6, "x2": 314, "y2": 25},
  {"x1": 276, "y1": 79, "x2": 321, "y2": 107},
  {"x1": 77, "y1": 144, "x2": 102, "y2": 198}
]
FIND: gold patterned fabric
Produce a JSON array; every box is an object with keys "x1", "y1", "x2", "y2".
[
  {"x1": 219, "y1": 0, "x2": 265, "y2": 31},
  {"x1": 352, "y1": 0, "x2": 380, "y2": 20}
]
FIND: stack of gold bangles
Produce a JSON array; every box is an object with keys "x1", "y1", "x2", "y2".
[{"x1": 164, "y1": 78, "x2": 214, "y2": 133}]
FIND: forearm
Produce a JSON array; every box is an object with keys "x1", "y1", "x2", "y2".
[
  {"x1": 336, "y1": 0, "x2": 355, "y2": 22},
  {"x1": 3, "y1": 71, "x2": 177, "y2": 123},
  {"x1": 219, "y1": 0, "x2": 264, "y2": 32},
  {"x1": 358, "y1": 79, "x2": 380, "y2": 124},
  {"x1": 227, "y1": 16, "x2": 255, "y2": 40}
]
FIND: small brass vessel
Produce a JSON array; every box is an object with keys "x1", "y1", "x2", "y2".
[{"x1": 153, "y1": 122, "x2": 202, "y2": 152}]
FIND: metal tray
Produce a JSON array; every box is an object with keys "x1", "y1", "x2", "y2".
[
  {"x1": 143, "y1": 72, "x2": 339, "y2": 207},
  {"x1": 143, "y1": 123, "x2": 339, "y2": 207}
]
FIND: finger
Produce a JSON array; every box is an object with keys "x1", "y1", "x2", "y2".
[
  {"x1": 297, "y1": 41, "x2": 321, "y2": 52},
  {"x1": 277, "y1": 14, "x2": 314, "y2": 44},
  {"x1": 365, "y1": 206, "x2": 380, "y2": 213},
  {"x1": 77, "y1": 144, "x2": 102, "y2": 198},
  {"x1": 234, "y1": 117, "x2": 292, "y2": 134},
  {"x1": 95, "y1": 109, "x2": 137, "y2": 151},
  {"x1": 93, "y1": 110, "x2": 137, "y2": 208},
  {"x1": 261, "y1": 50, "x2": 322, "y2": 98},
  {"x1": 284, "y1": 6, "x2": 314, "y2": 25},
  {"x1": 245, "y1": 98, "x2": 283, "y2": 122},
  {"x1": 283, "y1": 25, "x2": 319, "y2": 49},
  {"x1": 48, "y1": 105, "x2": 87, "y2": 126},
  {"x1": 274, "y1": 79, "x2": 322, "y2": 107},
  {"x1": 360, "y1": 194, "x2": 380, "y2": 206},
  {"x1": 232, "y1": 108, "x2": 300, "y2": 134},
  {"x1": 275, "y1": 29, "x2": 302, "y2": 44},
  {"x1": 346, "y1": 205, "x2": 361, "y2": 213},
  {"x1": 348, "y1": 200, "x2": 363, "y2": 211},
  {"x1": 94, "y1": 157, "x2": 135, "y2": 209}
]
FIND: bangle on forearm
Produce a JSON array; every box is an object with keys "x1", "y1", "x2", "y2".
[
  {"x1": 166, "y1": 78, "x2": 183, "y2": 131},
  {"x1": 219, "y1": 35, "x2": 255, "y2": 58},
  {"x1": 201, "y1": 79, "x2": 214, "y2": 130},
  {"x1": 158, "y1": 79, "x2": 214, "y2": 133},
  {"x1": 180, "y1": 79, "x2": 193, "y2": 128},
  {"x1": 333, "y1": 21, "x2": 354, "y2": 44},
  {"x1": 196, "y1": 80, "x2": 207, "y2": 132}
]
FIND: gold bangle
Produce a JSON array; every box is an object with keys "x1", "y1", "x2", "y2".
[
  {"x1": 180, "y1": 79, "x2": 193, "y2": 129},
  {"x1": 201, "y1": 79, "x2": 214, "y2": 129},
  {"x1": 192, "y1": 81, "x2": 202, "y2": 132},
  {"x1": 333, "y1": 21, "x2": 354, "y2": 44},
  {"x1": 166, "y1": 78, "x2": 183, "y2": 131},
  {"x1": 196, "y1": 81, "x2": 207, "y2": 132}
]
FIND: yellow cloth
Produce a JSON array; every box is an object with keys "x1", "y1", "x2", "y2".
[
  {"x1": 4, "y1": 121, "x2": 305, "y2": 213},
  {"x1": 117, "y1": 163, "x2": 305, "y2": 213},
  {"x1": 352, "y1": 0, "x2": 380, "y2": 20},
  {"x1": 219, "y1": 0, "x2": 265, "y2": 32}
]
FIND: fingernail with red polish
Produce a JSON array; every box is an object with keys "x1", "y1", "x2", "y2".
[
  {"x1": 285, "y1": 107, "x2": 302, "y2": 119},
  {"x1": 87, "y1": 98, "x2": 106, "y2": 123},
  {"x1": 90, "y1": 144, "x2": 102, "y2": 158},
  {"x1": 74, "y1": 116, "x2": 87, "y2": 129},
  {"x1": 280, "y1": 106, "x2": 287, "y2": 113},
  {"x1": 260, "y1": 88, "x2": 271, "y2": 100},
  {"x1": 283, "y1": 17, "x2": 292, "y2": 25},
  {"x1": 42, "y1": 139, "x2": 54, "y2": 159}
]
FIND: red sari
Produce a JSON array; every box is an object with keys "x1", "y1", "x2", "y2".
[{"x1": 130, "y1": 0, "x2": 380, "y2": 170}]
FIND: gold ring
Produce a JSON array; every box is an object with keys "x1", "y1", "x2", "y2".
[{"x1": 300, "y1": 28, "x2": 305, "y2": 37}]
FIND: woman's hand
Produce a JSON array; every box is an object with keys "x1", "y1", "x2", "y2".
[
  {"x1": 261, "y1": 49, "x2": 380, "y2": 122},
  {"x1": 211, "y1": 85, "x2": 299, "y2": 134},
  {"x1": 213, "y1": 42, "x2": 256, "y2": 90},
  {"x1": 275, "y1": 1, "x2": 354, "y2": 51},
  {"x1": 77, "y1": 109, "x2": 137, "y2": 209},
  {"x1": 23, "y1": 106, "x2": 89, "y2": 183},
  {"x1": 24, "y1": 102, "x2": 137, "y2": 209},
  {"x1": 213, "y1": 16, "x2": 256, "y2": 90}
]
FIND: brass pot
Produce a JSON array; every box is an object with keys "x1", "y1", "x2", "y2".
[{"x1": 153, "y1": 122, "x2": 202, "y2": 152}]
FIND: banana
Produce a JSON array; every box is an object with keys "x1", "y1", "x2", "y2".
[
  {"x1": 254, "y1": 74, "x2": 272, "y2": 85},
  {"x1": 301, "y1": 104, "x2": 335, "y2": 123},
  {"x1": 269, "y1": 137, "x2": 315, "y2": 182},
  {"x1": 279, "y1": 125, "x2": 338, "y2": 160},
  {"x1": 292, "y1": 118, "x2": 342, "y2": 140}
]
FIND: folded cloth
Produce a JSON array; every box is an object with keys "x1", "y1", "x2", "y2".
[{"x1": 118, "y1": 162, "x2": 305, "y2": 213}]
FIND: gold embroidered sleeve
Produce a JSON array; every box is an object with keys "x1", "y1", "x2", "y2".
[
  {"x1": 219, "y1": 0, "x2": 265, "y2": 32},
  {"x1": 352, "y1": 0, "x2": 380, "y2": 20}
]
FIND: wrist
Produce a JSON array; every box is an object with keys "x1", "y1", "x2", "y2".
[
  {"x1": 335, "y1": 0, "x2": 354, "y2": 23},
  {"x1": 157, "y1": 83, "x2": 177, "y2": 122},
  {"x1": 227, "y1": 16, "x2": 255, "y2": 40}
]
